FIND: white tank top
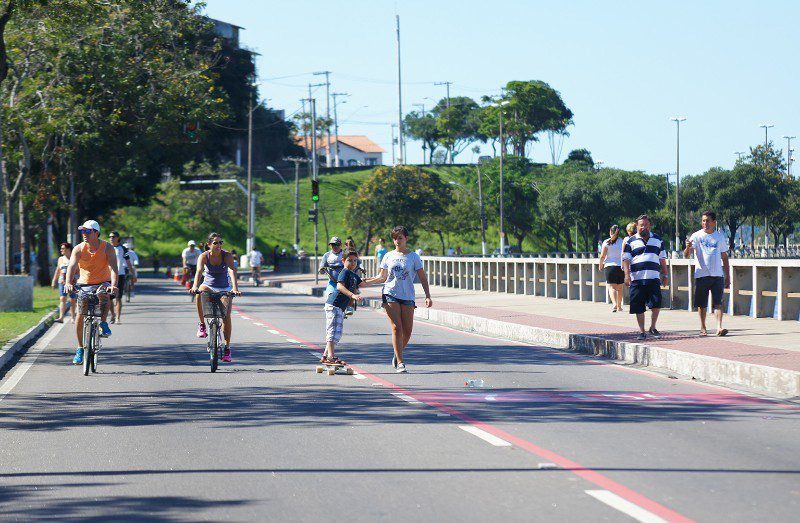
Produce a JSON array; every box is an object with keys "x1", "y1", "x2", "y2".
[{"x1": 602, "y1": 238, "x2": 623, "y2": 267}]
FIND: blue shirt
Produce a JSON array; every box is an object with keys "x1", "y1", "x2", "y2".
[
  {"x1": 622, "y1": 233, "x2": 666, "y2": 286},
  {"x1": 326, "y1": 269, "x2": 362, "y2": 311}
]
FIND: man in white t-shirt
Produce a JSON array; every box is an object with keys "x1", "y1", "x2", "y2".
[
  {"x1": 108, "y1": 231, "x2": 136, "y2": 324},
  {"x1": 182, "y1": 241, "x2": 201, "y2": 284},
  {"x1": 684, "y1": 210, "x2": 730, "y2": 336},
  {"x1": 248, "y1": 247, "x2": 264, "y2": 284}
]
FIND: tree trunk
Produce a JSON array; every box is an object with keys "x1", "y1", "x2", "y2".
[
  {"x1": 435, "y1": 230, "x2": 445, "y2": 255},
  {"x1": 362, "y1": 226, "x2": 372, "y2": 257},
  {"x1": 726, "y1": 219, "x2": 739, "y2": 253},
  {"x1": 515, "y1": 234, "x2": 524, "y2": 252},
  {"x1": 36, "y1": 215, "x2": 50, "y2": 285},
  {"x1": 750, "y1": 216, "x2": 755, "y2": 250},
  {"x1": 564, "y1": 228, "x2": 573, "y2": 252},
  {"x1": 18, "y1": 195, "x2": 27, "y2": 274},
  {"x1": 3, "y1": 194, "x2": 11, "y2": 273}
]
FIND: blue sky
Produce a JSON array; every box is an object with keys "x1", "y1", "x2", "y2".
[{"x1": 201, "y1": 0, "x2": 799, "y2": 176}]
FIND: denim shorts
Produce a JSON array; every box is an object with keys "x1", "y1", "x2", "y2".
[
  {"x1": 382, "y1": 294, "x2": 415, "y2": 307},
  {"x1": 58, "y1": 283, "x2": 77, "y2": 299}
]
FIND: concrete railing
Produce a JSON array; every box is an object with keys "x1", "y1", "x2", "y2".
[{"x1": 360, "y1": 256, "x2": 800, "y2": 322}]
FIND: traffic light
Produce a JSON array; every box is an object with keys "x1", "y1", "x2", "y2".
[
  {"x1": 307, "y1": 208, "x2": 318, "y2": 223},
  {"x1": 183, "y1": 121, "x2": 200, "y2": 143},
  {"x1": 311, "y1": 179, "x2": 319, "y2": 202}
]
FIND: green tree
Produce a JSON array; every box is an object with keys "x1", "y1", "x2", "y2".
[
  {"x1": 481, "y1": 156, "x2": 539, "y2": 250},
  {"x1": 346, "y1": 166, "x2": 451, "y2": 247},
  {"x1": 403, "y1": 110, "x2": 439, "y2": 163},
  {"x1": 564, "y1": 148, "x2": 594, "y2": 168},
  {"x1": 433, "y1": 96, "x2": 481, "y2": 163}
]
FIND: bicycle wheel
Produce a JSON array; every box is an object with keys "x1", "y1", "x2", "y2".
[
  {"x1": 90, "y1": 324, "x2": 98, "y2": 373},
  {"x1": 83, "y1": 322, "x2": 94, "y2": 376},
  {"x1": 209, "y1": 321, "x2": 219, "y2": 373},
  {"x1": 125, "y1": 281, "x2": 131, "y2": 303}
]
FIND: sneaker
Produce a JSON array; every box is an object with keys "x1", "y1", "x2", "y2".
[
  {"x1": 648, "y1": 327, "x2": 661, "y2": 338},
  {"x1": 109, "y1": 316, "x2": 116, "y2": 324},
  {"x1": 637, "y1": 332, "x2": 647, "y2": 341},
  {"x1": 391, "y1": 354, "x2": 397, "y2": 368},
  {"x1": 396, "y1": 362, "x2": 407, "y2": 373},
  {"x1": 72, "y1": 348, "x2": 84, "y2": 365},
  {"x1": 196, "y1": 323, "x2": 207, "y2": 338},
  {"x1": 99, "y1": 321, "x2": 112, "y2": 337},
  {"x1": 222, "y1": 348, "x2": 232, "y2": 363},
  {"x1": 344, "y1": 306, "x2": 354, "y2": 318}
]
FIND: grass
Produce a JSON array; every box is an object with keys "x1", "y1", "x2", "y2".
[{"x1": 0, "y1": 286, "x2": 60, "y2": 347}]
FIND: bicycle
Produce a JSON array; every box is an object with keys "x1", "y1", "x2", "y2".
[
  {"x1": 76, "y1": 285, "x2": 110, "y2": 376},
  {"x1": 198, "y1": 290, "x2": 235, "y2": 372},
  {"x1": 184, "y1": 266, "x2": 197, "y2": 302},
  {"x1": 251, "y1": 265, "x2": 261, "y2": 287},
  {"x1": 124, "y1": 276, "x2": 133, "y2": 302}
]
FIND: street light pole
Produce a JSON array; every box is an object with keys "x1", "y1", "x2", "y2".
[
  {"x1": 783, "y1": 136, "x2": 795, "y2": 177},
  {"x1": 311, "y1": 97, "x2": 319, "y2": 282},
  {"x1": 246, "y1": 89, "x2": 254, "y2": 253},
  {"x1": 395, "y1": 15, "x2": 404, "y2": 164},
  {"x1": 670, "y1": 117, "x2": 686, "y2": 252},
  {"x1": 332, "y1": 92, "x2": 348, "y2": 167},
  {"x1": 476, "y1": 165, "x2": 487, "y2": 256},
  {"x1": 760, "y1": 123, "x2": 774, "y2": 248},
  {"x1": 494, "y1": 101, "x2": 510, "y2": 255}
]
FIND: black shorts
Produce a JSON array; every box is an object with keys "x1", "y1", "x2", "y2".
[
  {"x1": 382, "y1": 294, "x2": 416, "y2": 307},
  {"x1": 604, "y1": 266, "x2": 625, "y2": 284},
  {"x1": 629, "y1": 281, "x2": 662, "y2": 314},
  {"x1": 112, "y1": 275, "x2": 127, "y2": 299},
  {"x1": 695, "y1": 276, "x2": 724, "y2": 309}
]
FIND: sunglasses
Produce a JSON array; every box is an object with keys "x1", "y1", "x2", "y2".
[
  {"x1": 211, "y1": 240, "x2": 224, "y2": 245},
  {"x1": 78, "y1": 228, "x2": 96, "y2": 234}
]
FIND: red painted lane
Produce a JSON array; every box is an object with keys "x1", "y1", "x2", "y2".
[{"x1": 233, "y1": 305, "x2": 696, "y2": 523}]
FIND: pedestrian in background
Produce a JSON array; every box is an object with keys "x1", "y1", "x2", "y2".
[
  {"x1": 51, "y1": 242, "x2": 77, "y2": 323},
  {"x1": 684, "y1": 210, "x2": 730, "y2": 336},
  {"x1": 625, "y1": 222, "x2": 636, "y2": 238},
  {"x1": 599, "y1": 225, "x2": 624, "y2": 312},
  {"x1": 374, "y1": 238, "x2": 388, "y2": 266},
  {"x1": 622, "y1": 215, "x2": 669, "y2": 340}
]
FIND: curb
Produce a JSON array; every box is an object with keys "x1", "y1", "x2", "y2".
[
  {"x1": 261, "y1": 280, "x2": 800, "y2": 398},
  {"x1": 0, "y1": 308, "x2": 58, "y2": 371},
  {"x1": 262, "y1": 279, "x2": 326, "y2": 297}
]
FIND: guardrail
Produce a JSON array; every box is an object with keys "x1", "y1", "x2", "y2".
[{"x1": 359, "y1": 256, "x2": 800, "y2": 322}]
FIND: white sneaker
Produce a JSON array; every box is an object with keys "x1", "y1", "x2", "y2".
[{"x1": 396, "y1": 362, "x2": 407, "y2": 373}]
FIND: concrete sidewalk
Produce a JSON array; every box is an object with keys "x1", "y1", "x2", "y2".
[{"x1": 257, "y1": 272, "x2": 800, "y2": 398}]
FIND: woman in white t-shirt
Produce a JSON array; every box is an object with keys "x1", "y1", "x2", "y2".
[
  {"x1": 599, "y1": 224, "x2": 625, "y2": 312},
  {"x1": 362, "y1": 225, "x2": 432, "y2": 373}
]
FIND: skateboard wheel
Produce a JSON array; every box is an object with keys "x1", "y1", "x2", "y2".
[
  {"x1": 346, "y1": 368, "x2": 354, "y2": 375},
  {"x1": 327, "y1": 369, "x2": 336, "y2": 376},
  {"x1": 316, "y1": 366, "x2": 324, "y2": 373}
]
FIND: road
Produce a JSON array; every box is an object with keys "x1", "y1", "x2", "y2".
[{"x1": 1, "y1": 278, "x2": 798, "y2": 522}]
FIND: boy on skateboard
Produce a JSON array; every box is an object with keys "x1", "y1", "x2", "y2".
[{"x1": 322, "y1": 249, "x2": 364, "y2": 365}]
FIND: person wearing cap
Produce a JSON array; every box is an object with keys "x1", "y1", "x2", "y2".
[
  {"x1": 319, "y1": 236, "x2": 345, "y2": 297},
  {"x1": 182, "y1": 240, "x2": 201, "y2": 286},
  {"x1": 108, "y1": 231, "x2": 137, "y2": 324},
  {"x1": 64, "y1": 220, "x2": 120, "y2": 365}
]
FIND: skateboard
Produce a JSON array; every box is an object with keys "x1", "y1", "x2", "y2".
[{"x1": 315, "y1": 361, "x2": 355, "y2": 376}]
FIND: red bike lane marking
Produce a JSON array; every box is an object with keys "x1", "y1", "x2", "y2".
[{"x1": 232, "y1": 305, "x2": 696, "y2": 523}]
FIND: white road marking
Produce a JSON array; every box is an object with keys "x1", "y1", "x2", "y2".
[
  {"x1": 352, "y1": 373, "x2": 366, "y2": 380},
  {"x1": 266, "y1": 329, "x2": 280, "y2": 335},
  {"x1": 458, "y1": 425, "x2": 512, "y2": 447},
  {"x1": 435, "y1": 413, "x2": 450, "y2": 417},
  {"x1": 371, "y1": 382, "x2": 383, "y2": 387},
  {"x1": 585, "y1": 490, "x2": 667, "y2": 523},
  {"x1": 537, "y1": 463, "x2": 559, "y2": 469},
  {"x1": 308, "y1": 351, "x2": 320, "y2": 357},
  {"x1": 0, "y1": 323, "x2": 64, "y2": 401},
  {"x1": 285, "y1": 338, "x2": 301, "y2": 343},
  {"x1": 390, "y1": 392, "x2": 423, "y2": 405},
  {"x1": 253, "y1": 322, "x2": 266, "y2": 326}
]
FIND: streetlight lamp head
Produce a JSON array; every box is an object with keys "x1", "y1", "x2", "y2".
[{"x1": 266, "y1": 166, "x2": 276, "y2": 172}]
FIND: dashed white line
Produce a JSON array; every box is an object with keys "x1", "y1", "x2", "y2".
[
  {"x1": 585, "y1": 490, "x2": 667, "y2": 523},
  {"x1": 391, "y1": 392, "x2": 423, "y2": 405},
  {"x1": 352, "y1": 373, "x2": 366, "y2": 380},
  {"x1": 253, "y1": 322, "x2": 266, "y2": 326},
  {"x1": 458, "y1": 425, "x2": 512, "y2": 447},
  {"x1": 0, "y1": 323, "x2": 64, "y2": 401},
  {"x1": 285, "y1": 338, "x2": 301, "y2": 344},
  {"x1": 266, "y1": 329, "x2": 280, "y2": 335}
]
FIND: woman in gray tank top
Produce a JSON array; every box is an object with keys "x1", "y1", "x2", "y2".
[{"x1": 191, "y1": 232, "x2": 241, "y2": 362}]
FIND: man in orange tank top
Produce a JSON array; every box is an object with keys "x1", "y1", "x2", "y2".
[{"x1": 65, "y1": 220, "x2": 120, "y2": 365}]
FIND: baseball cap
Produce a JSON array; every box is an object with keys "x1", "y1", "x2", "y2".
[
  {"x1": 109, "y1": 230, "x2": 120, "y2": 237},
  {"x1": 188, "y1": 240, "x2": 196, "y2": 246},
  {"x1": 328, "y1": 236, "x2": 341, "y2": 245},
  {"x1": 122, "y1": 242, "x2": 130, "y2": 248},
  {"x1": 79, "y1": 220, "x2": 100, "y2": 232}
]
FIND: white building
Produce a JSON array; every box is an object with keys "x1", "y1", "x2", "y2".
[{"x1": 297, "y1": 136, "x2": 385, "y2": 166}]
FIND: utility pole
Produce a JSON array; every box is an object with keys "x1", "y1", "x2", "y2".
[
  {"x1": 435, "y1": 81, "x2": 453, "y2": 162},
  {"x1": 332, "y1": 92, "x2": 348, "y2": 167},
  {"x1": 670, "y1": 117, "x2": 686, "y2": 252},
  {"x1": 246, "y1": 88, "x2": 254, "y2": 253},
  {"x1": 314, "y1": 71, "x2": 332, "y2": 167},
  {"x1": 413, "y1": 103, "x2": 426, "y2": 164},
  {"x1": 783, "y1": 136, "x2": 795, "y2": 177},
  {"x1": 734, "y1": 151, "x2": 745, "y2": 161},
  {"x1": 494, "y1": 101, "x2": 509, "y2": 255},
  {"x1": 311, "y1": 97, "x2": 319, "y2": 283},
  {"x1": 760, "y1": 123, "x2": 774, "y2": 248},
  {"x1": 395, "y1": 14, "x2": 404, "y2": 164},
  {"x1": 0, "y1": 112, "x2": 5, "y2": 274}
]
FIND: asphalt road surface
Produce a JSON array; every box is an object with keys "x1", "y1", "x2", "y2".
[{"x1": 1, "y1": 278, "x2": 798, "y2": 522}]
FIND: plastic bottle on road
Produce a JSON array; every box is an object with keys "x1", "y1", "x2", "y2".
[{"x1": 465, "y1": 379, "x2": 485, "y2": 388}]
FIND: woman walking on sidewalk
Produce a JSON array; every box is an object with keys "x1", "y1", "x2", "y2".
[
  {"x1": 600, "y1": 225, "x2": 625, "y2": 312},
  {"x1": 51, "y1": 242, "x2": 78, "y2": 323},
  {"x1": 362, "y1": 226, "x2": 432, "y2": 373}
]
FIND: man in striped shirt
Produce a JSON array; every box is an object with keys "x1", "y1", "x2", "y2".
[{"x1": 622, "y1": 214, "x2": 669, "y2": 340}]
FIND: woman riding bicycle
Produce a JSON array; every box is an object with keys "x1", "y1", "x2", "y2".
[{"x1": 191, "y1": 232, "x2": 241, "y2": 362}]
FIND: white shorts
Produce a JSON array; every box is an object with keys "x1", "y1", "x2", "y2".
[
  {"x1": 204, "y1": 284, "x2": 233, "y2": 293},
  {"x1": 324, "y1": 304, "x2": 344, "y2": 344}
]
